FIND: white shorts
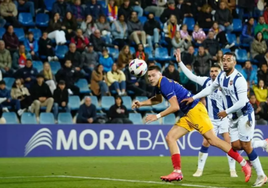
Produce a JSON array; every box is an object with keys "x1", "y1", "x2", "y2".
[
  {"x1": 211, "y1": 118, "x2": 229, "y2": 135},
  {"x1": 229, "y1": 111, "x2": 255, "y2": 142}
]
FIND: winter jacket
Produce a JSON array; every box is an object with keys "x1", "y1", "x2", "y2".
[
  {"x1": 81, "y1": 50, "x2": 99, "y2": 67},
  {"x1": 70, "y1": 36, "x2": 89, "y2": 51},
  {"x1": 111, "y1": 21, "x2": 128, "y2": 39},
  {"x1": 47, "y1": 20, "x2": 63, "y2": 33},
  {"x1": 194, "y1": 53, "x2": 212, "y2": 76},
  {"x1": 254, "y1": 23, "x2": 268, "y2": 40},
  {"x1": 241, "y1": 24, "x2": 254, "y2": 41},
  {"x1": 253, "y1": 85, "x2": 268, "y2": 103},
  {"x1": 215, "y1": 8, "x2": 233, "y2": 25},
  {"x1": 64, "y1": 51, "x2": 82, "y2": 68},
  {"x1": 162, "y1": 68, "x2": 180, "y2": 83},
  {"x1": 2, "y1": 32, "x2": 19, "y2": 49},
  {"x1": 202, "y1": 38, "x2": 220, "y2": 56},
  {"x1": 118, "y1": 4, "x2": 133, "y2": 20},
  {"x1": 11, "y1": 86, "x2": 30, "y2": 99},
  {"x1": 143, "y1": 18, "x2": 161, "y2": 36},
  {"x1": 172, "y1": 38, "x2": 191, "y2": 52},
  {"x1": 0, "y1": 88, "x2": 11, "y2": 100},
  {"x1": 30, "y1": 82, "x2": 52, "y2": 100},
  {"x1": 85, "y1": 2, "x2": 104, "y2": 20},
  {"x1": 38, "y1": 37, "x2": 54, "y2": 57},
  {"x1": 198, "y1": 12, "x2": 213, "y2": 29},
  {"x1": 160, "y1": 7, "x2": 180, "y2": 24},
  {"x1": 96, "y1": 22, "x2": 111, "y2": 32},
  {"x1": 71, "y1": 4, "x2": 85, "y2": 20},
  {"x1": 56, "y1": 66, "x2": 81, "y2": 87},
  {"x1": 0, "y1": 2, "x2": 18, "y2": 17},
  {"x1": 77, "y1": 103, "x2": 97, "y2": 123},
  {"x1": 90, "y1": 34, "x2": 114, "y2": 52},
  {"x1": 15, "y1": 66, "x2": 38, "y2": 87},
  {"x1": 53, "y1": 87, "x2": 69, "y2": 105},
  {"x1": 24, "y1": 38, "x2": 39, "y2": 53},
  {"x1": 0, "y1": 49, "x2": 11, "y2": 69},
  {"x1": 127, "y1": 19, "x2": 143, "y2": 34},
  {"x1": 241, "y1": 68, "x2": 258, "y2": 85},
  {"x1": 258, "y1": 69, "x2": 268, "y2": 86},
  {"x1": 99, "y1": 55, "x2": 114, "y2": 72},
  {"x1": 108, "y1": 104, "x2": 129, "y2": 119},
  {"x1": 106, "y1": 70, "x2": 126, "y2": 87},
  {"x1": 52, "y1": 1, "x2": 72, "y2": 19},
  {"x1": 251, "y1": 39, "x2": 267, "y2": 58},
  {"x1": 90, "y1": 70, "x2": 105, "y2": 96},
  {"x1": 12, "y1": 50, "x2": 32, "y2": 70}
]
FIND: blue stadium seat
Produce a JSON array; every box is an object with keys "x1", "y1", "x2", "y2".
[
  {"x1": 21, "y1": 113, "x2": 38, "y2": 124},
  {"x1": 101, "y1": 96, "x2": 115, "y2": 111},
  {"x1": 194, "y1": 48, "x2": 198, "y2": 55},
  {"x1": 0, "y1": 28, "x2": 5, "y2": 39},
  {"x1": 19, "y1": 13, "x2": 35, "y2": 26},
  {"x1": 2, "y1": 112, "x2": 19, "y2": 124},
  {"x1": 160, "y1": 32, "x2": 167, "y2": 45},
  {"x1": 44, "y1": 0, "x2": 56, "y2": 11},
  {"x1": 154, "y1": 16, "x2": 163, "y2": 28},
  {"x1": 129, "y1": 113, "x2": 143, "y2": 124},
  {"x1": 162, "y1": 113, "x2": 176, "y2": 125},
  {"x1": 33, "y1": 61, "x2": 43, "y2": 72},
  {"x1": 226, "y1": 33, "x2": 239, "y2": 47},
  {"x1": 40, "y1": 113, "x2": 55, "y2": 124},
  {"x1": 75, "y1": 79, "x2": 91, "y2": 94},
  {"x1": 145, "y1": 113, "x2": 160, "y2": 124},
  {"x1": 139, "y1": 16, "x2": 147, "y2": 25},
  {"x1": 130, "y1": 47, "x2": 135, "y2": 54},
  {"x1": 89, "y1": 96, "x2": 101, "y2": 111},
  {"x1": 155, "y1": 62, "x2": 162, "y2": 69},
  {"x1": 55, "y1": 45, "x2": 68, "y2": 59},
  {"x1": 152, "y1": 100, "x2": 167, "y2": 112},
  {"x1": 36, "y1": 13, "x2": 49, "y2": 27},
  {"x1": 135, "y1": 96, "x2": 152, "y2": 111},
  {"x1": 235, "y1": 49, "x2": 248, "y2": 63},
  {"x1": 69, "y1": 95, "x2": 80, "y2": 110},
  {"x1": 235, "y1": 64, "x2": 242, "y2": 73},
  {"x1": 49, "y1": 61, "x2": 61, "y2": 74},
  {"x1": 107, "y1": 47, "x2": 119, "y2": 60},
  {"x1": 170, "y1": 48, "x2": 176, "y2": 60},
  {"x1": 183, "y1": 17, "x2": 195, "y2": 31},
  {"x1": 58, "y1": 112, "x2": 73, "y2": 124},
  {"x1": 155, "y1": 47, "x2": 170, "y2": 61},
  {"x1": 3, "y1": 77, "x2": 15, "y2": 90},
  {"x1": 97, "y1": 0, "x2": 106, "y2": 8},
  {"x1": 233, "y1": 19, "x2": 242, "y2": 32},
  {"x1": 122, "y1": 96, "x2": 132, "y2": 111},
  {"x1": 221, "y1": 48, "x2": 231, "y2": 54},
  {"x1": 14, "y1": 28, "x2": 25, "y2": 42},
  {"x1": 144, "y1": 47, "x2": 154, "y2": 60},
  {"x1": 29, "y1": 28, "x2": 42, "y2": 40}
]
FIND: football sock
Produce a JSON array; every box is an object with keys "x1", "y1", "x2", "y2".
[
  {"x1": 171, "y1": 153, "x2": 181, "y2": 171},
  {"x1": 227, "y1": 148, "x2": 247, "y2": 166},
  {"x1": 226, "y1": 154, "x2": 236, "y2": 171},
  {"x1": 197, "y1": 145, "x2": 209, "y2": 171},
  {"x1": 252, "y1": 140, "x2": 267, "y2": 149},
  {"x1": 248, "y1": 150, "x2": 265, "y2": 176}
]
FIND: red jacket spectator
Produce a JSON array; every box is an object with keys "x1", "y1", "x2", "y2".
[
  {"x1": 70, "y1": 29, "x2": 89, "y2": 53},
  {"x1": 264, "y1": 8, "x2": 268, "y2": 24}
]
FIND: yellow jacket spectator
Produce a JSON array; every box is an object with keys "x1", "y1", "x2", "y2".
[
  {"x1": 253, "y1": 80, "x2": 268, "y2": 103},
  {"x1": 107, "y1": 63, "x2": 126, "y2": 95}
]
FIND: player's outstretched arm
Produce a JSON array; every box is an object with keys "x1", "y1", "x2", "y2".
[
  {"x1": 145, "y1": 96, "x2": 179, "y2": 124},
  {"x1": 132, "y1": 94, "x2": 162, "y2": 109}
]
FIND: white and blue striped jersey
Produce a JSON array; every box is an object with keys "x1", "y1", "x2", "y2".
[
  {"x1": 195, "y1": 69, "x2": 253, "y2": 120},
  {"x1": 178, "y1": 62, "x2": 224, "y2": 120}
]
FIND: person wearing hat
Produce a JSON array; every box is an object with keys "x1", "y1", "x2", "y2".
[
  {"x1": 70, "y1": 28, "x2": 89, "y2": 53},
  {"x1": 160, "y1": 0, "x2": 180, "y2": 24},
  {"x1": 0, "y1": 80, "x2": 25, "y2": 116},
  {"x1": 29, "y1": 73, "x2": 54, "y2": 119},
  {"x1": 53, "y1": 80, "x2": 70, "y2": 118}
]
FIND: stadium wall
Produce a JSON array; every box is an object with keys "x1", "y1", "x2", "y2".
[{"x1": 1, "y1": 125, "x2": 267, "y2": 158}]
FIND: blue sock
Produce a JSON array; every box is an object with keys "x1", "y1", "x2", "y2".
[
  {"x1": 247, "y1": 149, "x2": 258, "y2": 161},
  {"x1": 200, "y1": 145, "x2": 209, "y2": 153}
]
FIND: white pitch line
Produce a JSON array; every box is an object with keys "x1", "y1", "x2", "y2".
[{"x1": 0, "y1": 175, "x2": 228, "y2": 188}]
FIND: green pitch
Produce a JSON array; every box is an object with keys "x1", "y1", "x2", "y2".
[{"x1": 0, "y1": 156, "x2": 267, "y2": 188}]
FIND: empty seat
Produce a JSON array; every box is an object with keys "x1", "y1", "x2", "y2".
[
  {"x1": 235, "y1": 64, "x2": 243, "y2": 72},
  {"x1": 69, "y1": 95, "x2": 80, "y2": 110},
  {"x1": 139, "y1": 16, "x2": 147, "y2": 25},
  {"x1": 107, "y1": 47, "x2": 119, "y2": 60},
  {"x1": 19, "y1": 13, "x2": 35, "y2": 26},
  {"x1": 89, "y1": 96, "x2": 101, "y2": 111},
  {"x1": 58, "y1": 112, "x2": 73, "y2": 124},
  {"x1": 135, "y1": 96, "x2": 152, "y2": 111},
  {"x1": 21, "y1": 113, "x2": 38, "y2": 124},
  {"x1": 155, "y1": 62, "x2": 162, "y2": 69},
  {"x1": 233, "y1": 19, "x2": 242, "y2": 32},
  {"x1": 0, "y1": 28, "x2": 5, "y2": 39},
  {"x1": 28, "y1": 28, "x2": 42, "y2": 40},
  {"x1": 130, "y1": 47, "x2": 135, "y2": 54},
  {"x1": 226, "y1": 33, "x2": 239, "y2": 47},
  {"x1": 101, "y1": 96, "x2": 115, "y2": 111},
  {"x1": 144, "y1": 47, "x2": 154, "y2": 60},
  {"x1": 2, "y1": 112, "x2": 19, "y2": 124},
  {"x1": 3, "y1": 77, "x2": 15, "y2": 90},
  {"x1": 152, "y1": 100, "x2": 167, "y2": 112},
  {"x1": 75, "y1": 79, "x2": 91, "y2": 94},
  {"x1": 129, "y1": 113, "x2": 143, "y2": 124},
  {"x1": 14, "y1": 28, "x2": 25, "y2": 42},
  {"x1": 49, "y1": 61, "x2": 61, "y2": 74},
  {"x1": 55, "y1": 45, "x2": 68, "y2": 59},
  {"x1": 36, "y1": 13, "x2": 49, "y2": 27},
  {"x1": 155, "y1": 47, "x2": 170, "y2": 61},
  {"x1": 33, "y1": 61, "x2": 43, "y2": 72},
  {"x1": 183, "y1": 17, "x2": 195, "y2": 31},
  {"x1": 122, "y1": 96, "x2": 132, "y2": 111},
  {"x1": 221, "y1": 48, "x2": 231, "y2": 54},
  {"x1": 145, "y1": 113, "x2": 160, "y2": 124},
  {"x1": 44, "y1": 0, "x2": 56, "y2": 11},
  {"x1": 162, "y1": 113, "x2": 176, "y2": 125},
  {"x1": 235, "y1": 49, "x2": 248, "y2": 63},
  {"x1": 40, "y1": 113, "x2": 55, "y2": 124}
]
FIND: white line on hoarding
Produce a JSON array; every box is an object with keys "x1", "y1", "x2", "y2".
[{"x1": 0, "y1": 175, "x2": 228, "y2": 188}]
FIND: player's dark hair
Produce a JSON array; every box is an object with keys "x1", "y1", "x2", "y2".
[
  {"x1": 211, "y1": 63, "x2": 221, "y2": 70},
  {"x1": 148, "y1": 65, "x2": 161, "y2": 72},
  {"x1": 223, "y1": 52, "x2": 236, "y2": 58}
]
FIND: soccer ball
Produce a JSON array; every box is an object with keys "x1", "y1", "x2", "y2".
[{"x1": 129, "y1": 59, "x2": 147, "y2": 77}]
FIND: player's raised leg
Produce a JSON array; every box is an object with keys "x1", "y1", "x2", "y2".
[
  {"x1": 252, "y1": 138, "x2": 268, "y2": 152},
  {"x1": 160, "y1": 125, "x2": 189, "y2": 182},
  {"x1": 193, "y1": 138, "x2": 210, "y2": 177}
]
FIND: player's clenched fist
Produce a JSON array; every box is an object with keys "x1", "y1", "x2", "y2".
[{"x1": 132, "y1": 100, "x2": 142, "y2": 109}]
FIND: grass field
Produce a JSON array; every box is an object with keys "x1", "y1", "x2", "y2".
[{"x1": 0, "y1": 156, "x2": 267, "y2": 188}]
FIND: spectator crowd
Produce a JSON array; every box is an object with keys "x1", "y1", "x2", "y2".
[{"x1": 0, "y1": 0, "x2": 268, "y2": 124}]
